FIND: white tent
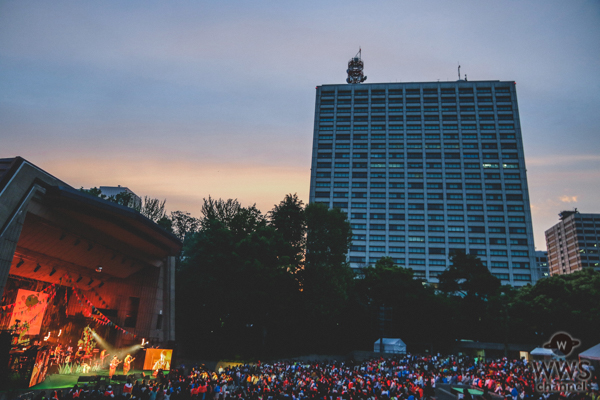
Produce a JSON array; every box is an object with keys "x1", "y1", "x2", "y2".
[
  {"x1": 579, "y1": 343, "x2": 600, "y2": 361},
  {"x1": 530, "y1": 347, "x2": 565, "y2": 359},
  {"x1": 374, "y1": 338, "x2": 406, "y2": 354}
]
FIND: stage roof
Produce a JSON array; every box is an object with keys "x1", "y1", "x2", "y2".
[{"x1": 1, "y1": 157, "x2": 182, "y2": 287}]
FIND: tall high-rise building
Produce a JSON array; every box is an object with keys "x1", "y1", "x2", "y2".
[
  {"x1": 545, "y1": 210, "x2": 600, "y2": 275},
  {"x1": 309, "y1": 62, "x2": 537, "y2": 286}
]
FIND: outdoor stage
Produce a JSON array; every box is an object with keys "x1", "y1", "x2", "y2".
[
  {"x1": 0, "y1": 158, "x2": 181, "y2": 391},
  {"x1": 31, "y1": 369, "x2": 167, "y2": 390}
]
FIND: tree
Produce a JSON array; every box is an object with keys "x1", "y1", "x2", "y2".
[
  {"x1": 302, "y1": 203, "x2": 353, "y2": 316},
  {"x1": 140, "y1": 196, "x2": 167, "y2": 223},
  {"x1": 359, "y1": 257, "x2": 421, "y2": 306},
  {"x1": 177, "y1": 197, "x2": 299, "y2": 358},
  {"x1": 509, "y1": 268, "x2": 600, "y2": 347},
  {"x1": 200, "y1": 196, "x2": 242, "y2": 227},
  {"x1": 268, "y1": 193, "x2": 305, "y2": 272},
  {"x1": 355, "y1": 257, "x2": 448, "y2": 349},
  {"x1": 170, "y1": 211, "x2": 200, "y2": 241},
  {"x1": 79, "y1": 187, "x2": 139, "y2": 209},
  {"x1": 157, "y1": 216, "x2": 173, "y2": 233},
  {"x1": 438, "y1": 250, "x2": 501, "y2": 300},
  {"x1": 80, "y1": 187, "x2": 105, "y2": 198},
  {"x1": 437, "y1": 250, "x2": 501, "y2": 341}
]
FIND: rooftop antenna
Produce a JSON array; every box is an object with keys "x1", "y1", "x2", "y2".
[
  {"x1": 346, "y1": 48, "x2": 367, "y2": 84},
  {"x1": 458, "y1": 62, "x2": 461, "y2": 80}
]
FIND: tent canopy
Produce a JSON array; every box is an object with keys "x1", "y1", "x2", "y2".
[
  {"x1": 530, "y1": 347, "x2": 565, "y2": 358},
  {"x1": 374, "y1": 338, "x2": 406, "y2": 354},
  {"x1": 579, "y1": 343, "x2": 600, "y2": 361}
]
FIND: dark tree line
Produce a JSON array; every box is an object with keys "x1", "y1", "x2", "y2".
[
  {"x1": 81, "y1": 188, "x2": 600, "y2": 358},
  {"x1": 174, "y1": 194, "x2": 600, "y2": 360}
]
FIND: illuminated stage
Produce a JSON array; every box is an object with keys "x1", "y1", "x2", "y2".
[
  {"x1": 0, "y1": 157, "x2": 182, "y2": 389},
  {"x1": 31, "y1": 369, "x2": 155, "y2": 390}
]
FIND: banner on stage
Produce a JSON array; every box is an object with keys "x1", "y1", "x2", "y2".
[
  {"x1": 144, "y1": 348, "x2": 172, "y2": 371},
  {"x1": 9, "y1": 289, "x2": 49, "y2": 335}
]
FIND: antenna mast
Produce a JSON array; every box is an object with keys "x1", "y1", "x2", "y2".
[
  {"x1": 346, "y1": 48, "x2": 367, "y2": 84},
  {"x1": 458, "y1": 63, "x2": 461, "y2": 80}
]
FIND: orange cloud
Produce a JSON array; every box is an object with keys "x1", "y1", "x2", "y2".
[
  {"x1": 559, "y1": 195, "x2": 578, "y2": 203},
  {"x1": 42, "y1": 157, "x2": 310, "y2": 218}
]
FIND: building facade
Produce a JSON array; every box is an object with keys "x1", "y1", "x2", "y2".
[
  {"x1": 545, "y1": 210, "x2": 600, "y2": 275},
  {"x1": 535, "y1": 250, "x2": 549, "y2": 279},
  {"x1": 309, "y1": 80, "x2": 537, "y2": 285},
  {"x1": 99, "y1": 185, "x2": 142, "y2": 209}
]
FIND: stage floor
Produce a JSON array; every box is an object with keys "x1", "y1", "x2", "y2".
[{"x1": 32, "y1": 369, "x2": 159, "y2": 391}]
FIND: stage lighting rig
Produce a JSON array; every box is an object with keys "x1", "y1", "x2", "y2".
[
  {"x1": 16, "y1": 259, "x2": 24, "y2": 268},
  {"x1": 34, "y1": 263, "x2": 41, "y2": 272}
]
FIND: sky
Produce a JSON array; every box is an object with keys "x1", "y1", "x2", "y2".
[{"x1": 1, "y1": 0, "x2": 599, "y2": 250}]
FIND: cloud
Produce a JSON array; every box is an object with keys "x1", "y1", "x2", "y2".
[{"x1": 559, "y1": 196, "x2": 578, "y2": 203}]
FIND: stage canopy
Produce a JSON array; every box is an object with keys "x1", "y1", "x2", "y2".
[{"x1": 0, "y1": 157, "x2": 182, "y2": 347}]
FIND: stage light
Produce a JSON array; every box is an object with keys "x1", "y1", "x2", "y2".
[
  {"x1": 98, "y1": 282, "x2": 104, "y2": 288},
  {"x1": 96, "y1": 266, "x2": 103, "y2": 273},
  {"x1": 88, "y1": 278, "x2": 94, "y2": 286},
  {"x1": 34, "y1": 264, "x2": 41, "y2": 272},
  {"x1": 58, "y1": 329, "x2": 62, "y2": 337},
  {"x1": 141, "y1": 338, "x2": 146, "y2": 346},
  {"x1": 76, "y1": 276, "x2": 83, "y2": 283},
  {"x1": 74, "y1": 238, "x2": 80, "y2": 246},
  {"x1": 16, "y1": 259, "x2": 24, "y2": 268},
  {"x1": 87, "y1": 243, "x2": 94, "y2": 251},
  {"x1": 49, "y1": 267, "x2": 57, "y2": 276}
]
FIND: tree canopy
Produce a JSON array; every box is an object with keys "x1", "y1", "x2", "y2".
[{"x1": 82, "y1": 187, "x2": 599, "y2": 358}]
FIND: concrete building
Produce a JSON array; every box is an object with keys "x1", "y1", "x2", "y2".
[
  {"x1": 309, "y1": 76, "x2": 537, "y2": 285},
  {"x1": 98, "y1": 185, "x2": 142, "y2": 209},
  {"x1": 545, "y1": 210, "x2": 600, "y2": 275},
  {"x1": 535, "y1": 250, "x2": 549, "y2": 279}
]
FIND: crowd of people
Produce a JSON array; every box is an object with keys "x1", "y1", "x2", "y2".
[{"x1": 32, "y1": 355, "x2": 599, "y2": 400}]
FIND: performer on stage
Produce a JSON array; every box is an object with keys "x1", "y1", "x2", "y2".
[
  {"x1": 123, "y1": 354, "x2": 135, "y2": 376},
  {"x1": 109, "y1": 356, "x2": 121, "y2": 380},
  {"x1": 100, "y1": 349, "x2": 110, "y2": 368}
]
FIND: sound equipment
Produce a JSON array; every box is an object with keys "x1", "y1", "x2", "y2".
[{"x1": 77, "y1": 376, "x2": 94, "y2": 383}]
